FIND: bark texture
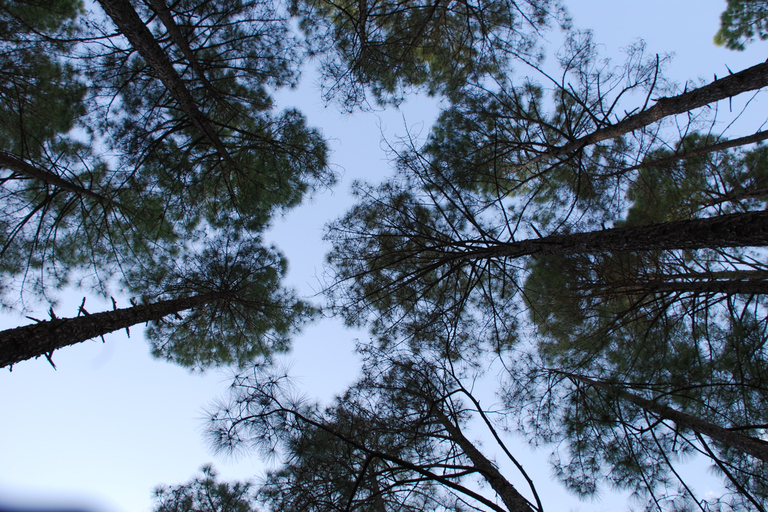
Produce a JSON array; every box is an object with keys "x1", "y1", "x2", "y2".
[
  {"x1": 465, "y1": 210, "x2": 768, "y2": 260},
  {"x1": 589, "y1": 272, "x2": 768, "y2": 297},
  {"x1": 0, "y1": 292, "x2": 228, "y2": 368}
]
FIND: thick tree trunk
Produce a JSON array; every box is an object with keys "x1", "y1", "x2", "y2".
[
  {"x1": 521, "y1": 60, "x2": 768, "y2": 169},
  {"x1": 435, "y1": 410, "x2": 535, "y2": 512},
  {"x1": 96, "y1": 0, "x2": 235, "y2": 167},
  {"x1": 565, "y1": 372, "x2": 768, "y2": 464},
  {"x1": 0, "y1": 292, "x2": 229, "y2": 368},
  {"x1": 620, "y1": 278, "x2": 768, "y2": 296},
  {"x1": 462, "y1": 210, "x2": 768, "y2": 260}
]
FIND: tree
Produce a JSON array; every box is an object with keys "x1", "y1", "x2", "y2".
[
  {"x1": 512, "y1": 132, "x2": 768, "y2": 508},
  {"x1": 209, "y1": 347, "x2": 542, "y2": 512},
  {"x1": 153, "y1": 465, "x2": 257, "y2": 512},
  {"x1": 502, "y1": 336, "x2": 768, "y2": 510},
  {"x1": 0, "y1": 0, "x2": 119, "y2": 299},
  {"x1": 0, "y1": 0, "x2": 331, "y2": 368},
  {"x1": 323, "y1": 14, "x2": 768, "y2": 510},
  {"x1": 561, "y1": 371, "x2": 768, "y2": 464},
  {"x1": 90, "y1": 0, "x2": 331, "y2": 233},
  {"x1": 1, "y1": 0, "x2": 331, "y2": 296},
  {"x1": 290, "y1": 0, "x2": 568, "y2": 106},
  {"x1": 0, "y1": 236, "x2": 315, "y2": 370}
]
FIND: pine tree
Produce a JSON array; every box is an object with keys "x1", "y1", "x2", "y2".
[
  {"x1": 210, "y1": 347, "x2": 542, "y2": 512},
  {"x1": 0, "y1": 237, "x2": 315, "y2": 370},
  {"x1": 715, "y1": 0, "x2": 768, "y2": 50},
  {"x1": 153, "y1": 465, "x2": 256, "y2": 512},
  {"x1": 290, "y1": 0, "x2": 566, "y2": 106},
  {"x1": 324, "y1": 15, "x2": 768, "y2": 509},
  {"x1": 0, "y1": 0, "x2": 329, "y2": 367}
]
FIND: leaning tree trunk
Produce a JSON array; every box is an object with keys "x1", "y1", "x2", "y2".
[
  {"x1": 520, "y1": 60, "x2": 768, "y2": 170},
  {"x1": 0, "y1": 291, "x2": 231, "y2": 369},
  {"x1": 0, "y1": 151, "x2": 112, "y2": 205},
  {"x1": 563, "y1": 371, "x2": 768, "y2": 464},
  {"x1": 461, "y1": 210, "x2": 768, "y2": 261},
  {"x1": 435, "y1": 409, "x2": 535, "y2": 512},
  {"x1": 585, "y1": 270, "x2": 768, "y2": 298},
  {"x1": 96, "y1": 0, "x2": 235, "y2": 167}
]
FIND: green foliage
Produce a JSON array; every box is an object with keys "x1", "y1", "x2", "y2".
[
  {"x1": 622, "y1": 135, "x2": 768, "y2": 227},
  {"x1": 153, "y1": 465, "x2": 256, "y2": 512},
  {"x1": 325, "y1": 169, "x2": 520, "y2": 357},
  {"x1": 136, "y1": 236, "x2": 316, "y2": 369},
  {"x1": 419, "y1": 33, "x2": 674, "y2": 229},
  {"x1": 323, "y1": 14, "x2": 768, "y2": 508},
  {"x1": 210, "y1": 347, "x2": 533, "y2": 512},
  {"x1": 0, "y1": 0, "x2": 85, "y2": 155},
  {"x1": 715, "y1": 0, "x2": 768, "y2": 50},
  {"x1": 291, "y1": 0, "x2": 567, "y2": 106},
  {"x1": 519, "y1": 246, "x2": 768, "y2": 507},
  {"x1": 92, "y1": 0, "x2": 331, "y2": 234},
  {"x1": 0, "y1": 0, "x2": 327, "y2": 367}
]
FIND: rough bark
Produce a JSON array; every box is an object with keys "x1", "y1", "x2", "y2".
[
  {"x1": 521, "y1": 60, "x2": 768, "y2": 170},
  {"x1": 435, "y1": 409, "x2": 535, "y2": 512},
  {"x1": 463, "y1": 210, "x2": 768, "y2": 261},
  {"x1": 565, "y1": 372, "x2": 768, "y2": 464},
  {"x1": 621, "y1": 278, "x2": 768, "y2": 296},
  {"x1": 0, "y1": 291, "x2": 230, "y2": 368},
  {"x1": 96, "y1": 0, "x2": 235, "y2": 167}
]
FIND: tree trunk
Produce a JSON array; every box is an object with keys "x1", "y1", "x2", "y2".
[
  {"x1": 0, "y1": 151, "x2": 112, "y2": 205},
  {"x1": 590, "y1": 271, "x2": 768, "y2": 297},
  {"x1": 145, "y1": 0, "x2": 219, "y2": 101},
  {"x1": 0, "y1": 292, "x2": 230, "y2": 368},
  {"x1": 619, "y1": 130, "x2": 768, "y2": 174},
  {"x1": 564, "y1": 371, "x2": 768, "y2": 464},
  {"x1": 435, "y1": 409, "x2": 535, "y2": 512},
  {"x1": 521, "y1": 60, "x2": 768, "y2": 170},
  {"x1": 96, "y1": 0, "x2": 235, "y2": 167},
  {"x1": 462, "y1": 210, "x2": 768, "y2": 261}
]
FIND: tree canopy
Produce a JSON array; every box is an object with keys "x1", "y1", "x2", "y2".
[
  {"x1": 3, "y1": 0, "x2": 768, "y2": 510},
  {"x1": 319, "y1": 6, "x2": 768, "y2": 509},
  {"x1": 0, "y1": 0, "x2": 329, "y2": 369}
]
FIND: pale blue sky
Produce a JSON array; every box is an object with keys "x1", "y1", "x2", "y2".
[{"x1": 0, "y1": 1, "x2": 766, "y2": 511}]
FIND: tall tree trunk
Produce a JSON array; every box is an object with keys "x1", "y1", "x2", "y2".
[
  {"x1": 461, "y1": 210, "x2": 768, "y2": 261},
  {"x1": 521, "y1": 60, "x2": 768, "y2": 170},
  {"x1": 96, "y1": 0, "x2": 236, "y2": 168},
  {"x1": 588, "y1": 271, "x2": 768, "y2": 297},
  {"x1": 562, "y1": 371, "x2": 768, "y2": 464},
  {"x1": 0, "y1": 291, "x2": 231, "y2": 368},
  {"x1": 145, "y1": 0, "x2": 220, "y2": 101},
  {"x1": 435, "y1": 409, "x2": 535, "y2": 512}
]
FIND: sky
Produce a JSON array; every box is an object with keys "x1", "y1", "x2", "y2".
[{"x1": 0, "y1": 1, "x2": 766, "y2": 511}]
